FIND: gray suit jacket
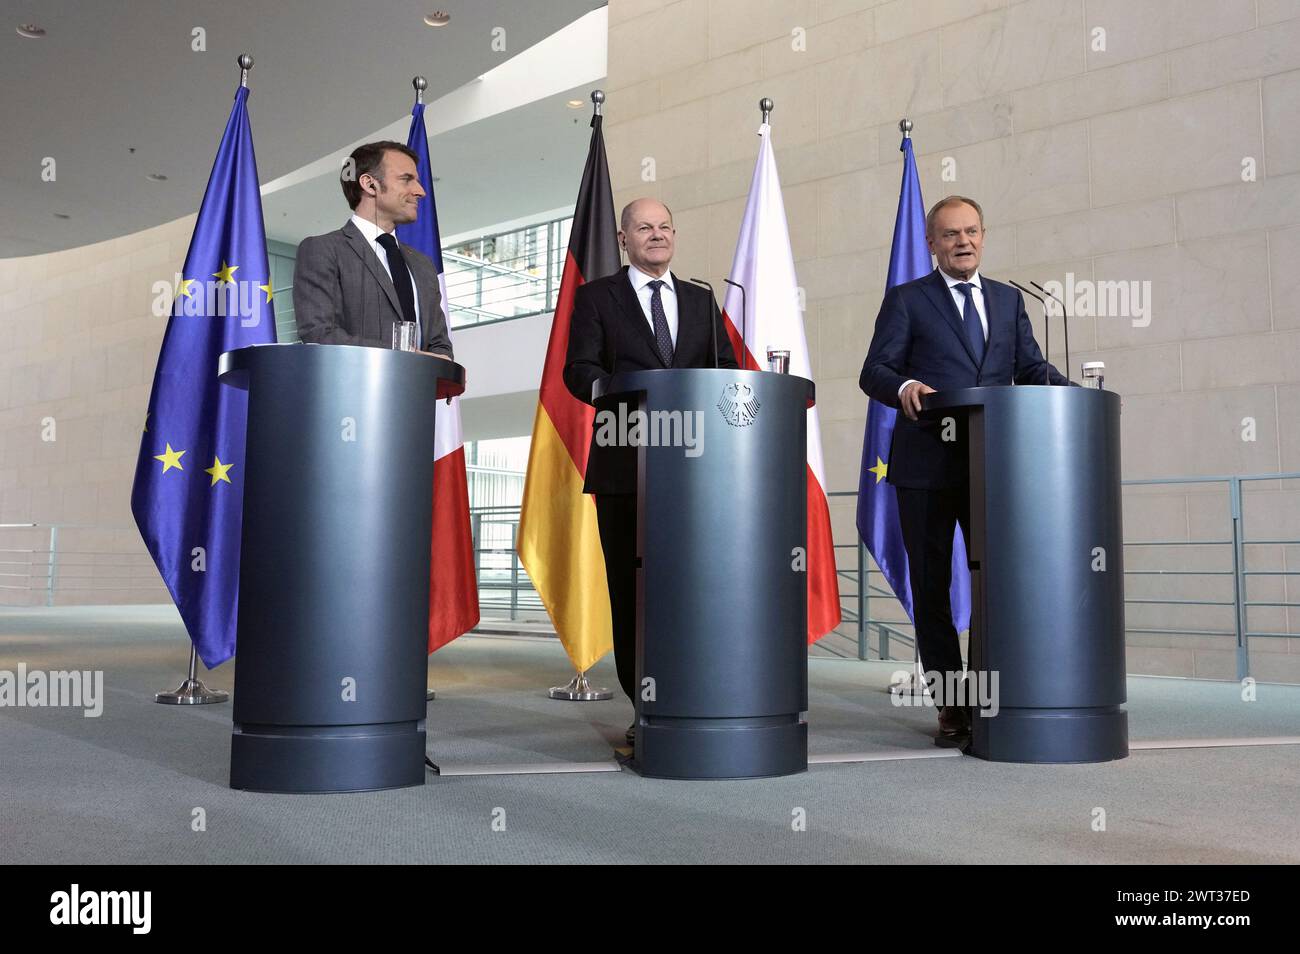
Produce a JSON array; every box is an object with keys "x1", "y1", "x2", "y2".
[{"x1": 292, "y1": 218, "x2": 453, "y2": 356}]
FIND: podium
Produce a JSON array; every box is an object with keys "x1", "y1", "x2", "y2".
[
  {"x1": 594, "y1": 368, "x2": 813, "y2": 780},
  {"x1": 218, "y1": 342, "x2": 465, "y2": 793},
  {"x1": 922, "y1": 385, "x2": 1128, "y2": 763}
]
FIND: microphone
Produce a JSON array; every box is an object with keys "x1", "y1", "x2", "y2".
[
  {"x1": 1030, "y1": 281, "x2": 1071, "y2": 382},
  {"x1": 1010, "y1": 280, "x2": 1050, "y2": 384},
  {"x1": 722, "y1": 278, "x2": 747, "y2": 370},
  {"x1": 688, "y1": 278, "x2": 721, "y2": 370}
]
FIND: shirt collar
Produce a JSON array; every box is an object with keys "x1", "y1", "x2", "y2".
[
  {"x1": 938, "y1": 267, "x2": 981, "y2": 290},
  {"x1": 351, "y1": 213, "x2": 396, "y2": 245},
  {"x1": 628, "y1": 264, "x2": 674, "y2": 293}
]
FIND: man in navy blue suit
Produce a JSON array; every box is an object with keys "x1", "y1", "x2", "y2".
[{"x1": 860, "y1": 195, "x2": 1071, "y2": 747}]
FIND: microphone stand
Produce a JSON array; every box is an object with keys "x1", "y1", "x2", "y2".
[
  {"x1": 1031, "y1": 281, "x2": 1071, "y2": 382},
  {"x1": 723, "y1": 278, "x2": 748, "y2": 370},
  {"x1": 1010, "y1": 280, "x2": 1050, "y2": 383},
  {"x1": 688, "y1": 278, "x2": 721, "y2": 369}
]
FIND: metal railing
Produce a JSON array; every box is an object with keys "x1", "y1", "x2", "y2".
[
  {"x1": 443, "y1": 217, "x2": 572, "y2": 330},
  {"x1": 5, "y1": 475, "x2": 1297, "y2": 679},
  {"x1": 0, "y1": 524, "x2": 162, "y2": 606},
  {"x1": 468, "y1": 505, "x2": 542, "y2": 619},
  {"x1": 835, "y1": 473, "x2": 1300, "y2": 677}
]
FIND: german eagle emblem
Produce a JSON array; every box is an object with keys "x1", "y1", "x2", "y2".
[{"x1": 717, "y1": 382, "x2": 760, "y2": 427}]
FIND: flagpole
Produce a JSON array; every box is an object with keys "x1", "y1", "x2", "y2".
[
  {"x1": 409, "y1": 73, "x2": 439, "y2": 703},
  {"x1": 152, "y1": 51, "x2": 256, "y2": 707},
  {"x1": 547, "y1": 89, "x2": 615, "y2": 704}
]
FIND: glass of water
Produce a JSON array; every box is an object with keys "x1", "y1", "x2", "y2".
[
  {"x1": 1081, "y1": 361, "x2": 1105, "y2": 389},
  {"x1": 391, "y1": 321, "x2": 419, "y2": 352}
]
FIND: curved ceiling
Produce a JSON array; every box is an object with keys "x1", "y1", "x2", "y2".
[{"x1": 0, "y1": 0, "x2": 606, "y2": 258}]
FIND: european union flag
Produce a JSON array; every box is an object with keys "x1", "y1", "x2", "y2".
[
  {"x1": 131, "y1": 86, "x2": 276, "y2": 668},
  {"x1": 856, "y1": 135, "x2": 970, "y2": 633}
]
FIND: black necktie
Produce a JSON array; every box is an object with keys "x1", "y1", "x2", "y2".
[
  {"x1": 647, "y1": 279, "x2": 674, "y2": 367},
  {"x1": 375, "y1": 233, "x2": 419, "y2": 330},
  {"x1": 955, "y1": 281, "x2": 985, "y2": 365}
]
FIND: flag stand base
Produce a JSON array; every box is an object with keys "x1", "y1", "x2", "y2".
[
  {"x1": 549, "y1": 670, "x2": 612, "y2": 701},
  {"x1": 426, "y1": 688, "x2": 436, "y2": 701},
  {"x1": 156, "y1": 646, "x2": 228, "y2": 705}
]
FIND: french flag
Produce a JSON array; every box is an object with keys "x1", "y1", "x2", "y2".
[{"x1": 397, "y1": 99, "x2": 480, "y2": 651}]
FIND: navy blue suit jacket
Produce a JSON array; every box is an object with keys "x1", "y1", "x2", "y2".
[{"x1": 859, "y1": 268, "x2": 1070, "y2": 489}]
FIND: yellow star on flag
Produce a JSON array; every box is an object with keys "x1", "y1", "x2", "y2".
[
  {"x1": 868, "y1": 455, "x2": 888, "y2": 484},
  {"x1": 205, "y1": 456, "x2": 234, "y2": 486},
  {"x1": 258, "y1": 282, "x2": 273, "y2": 303},
  {"x1": 212, "y1": 261, "x2": 239, "y2": 283},
  {"x1": 154, "y1": 443, "x2": 185, "y2": 473},
  {"x1": 177, "y1": 278, "x2": 197, "y2": 298}
]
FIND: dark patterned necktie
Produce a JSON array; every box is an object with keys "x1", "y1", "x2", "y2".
[
  {"x1": 647, "y1": 279, "x2": 674, "y2": 367},
  {"x1": 955, "y1": 281, "x2": 985, "y2": 365},
  {"x1": 375, "y1": 233, "x2": 419, "y2": 332}
]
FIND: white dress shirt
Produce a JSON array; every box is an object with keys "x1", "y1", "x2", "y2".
[
  {"x1": 350, "y1": 213, "x2": 421, "y2": 332},
  {"x1": 898, "y1": 268, "x2": 988, "y2": 397},
  {"x1": 627, "y1": 264, "x2": 678, "y2": 347}
]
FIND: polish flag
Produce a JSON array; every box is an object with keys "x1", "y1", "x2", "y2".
[
  {"x1": 721, "y1": 122, "x2": 842, "y2": 643},
  {"x1": 397, "y1": 100, "x2": 480, "y2": 652}
]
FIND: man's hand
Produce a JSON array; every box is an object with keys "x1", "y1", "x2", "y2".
[{"x1": 900, "y1": 380, "x2": 935, "y2": 420}]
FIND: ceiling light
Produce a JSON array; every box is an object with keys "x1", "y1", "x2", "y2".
[
  {"x1": 424, "y1": 12, "x2": 450, "y2": 27},
  {"x1": 16, "y1": 24, "x2": 46, "y2": 38},
  {"x1": 147, "y1": 173, "x2": 168, "y2": 182},
  {"x1": 53, "y1": 212, "x2": 70, "y2": 219},
  {"x1": 566, "y1": 99, "x2": 584, "y2": 108}
]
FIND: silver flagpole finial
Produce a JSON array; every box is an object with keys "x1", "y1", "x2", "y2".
[
  {"x1": 237, "y1": 54, "x2": 253, "y2": 88},
  {"x1": 413, "y1": 75, "x2": 427, "y2": 105},
  {"x1": 591, "y1": 89, "x2": 605, "y2": 117},
  {"x1": 760, "y1": 97, "x2": 773, "y2": 124},
  {"x1": 900, "y1": 118, "x2": 913, "y2": 138}
]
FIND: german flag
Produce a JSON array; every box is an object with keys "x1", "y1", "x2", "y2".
[{"x1": 516, "y1": 109, "x2": 620, "y2": 672}]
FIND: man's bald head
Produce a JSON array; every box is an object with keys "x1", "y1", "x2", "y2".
[
  {"x1": 620, "y1": 198, "x2": 673, "y2": 233},
  {"x1": 618, "y1": 198, "x2": 676, "y2": 278}
]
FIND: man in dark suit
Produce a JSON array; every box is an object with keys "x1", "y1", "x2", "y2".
[
  {"x1": 564, "y1": 198, "x2": 738, "y2": 738},
  {"x1": 293, "y1": 140, "x2": 453, "y2": 359},
  {"x1": 860, "y1": 195, "x2": 1071, "y2": 747}
]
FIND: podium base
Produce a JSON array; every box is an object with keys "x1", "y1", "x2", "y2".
[
  {"x1": 971, "y1": 705, "x2": 1128, "y2": 763},
  {"x1": 230, "y1": 721, "x2": 427, "y2": 793},
  {"x1": 635, "y1": 715, "x2": 807, "y2": 779}
]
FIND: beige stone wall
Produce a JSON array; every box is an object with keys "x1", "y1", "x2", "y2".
[
  {"x1": 0, "y1": 215, "x2": 195, "y2": 605},
  {"x1": 604, "y1": 0, "x2": 1300, "y2": 680}
]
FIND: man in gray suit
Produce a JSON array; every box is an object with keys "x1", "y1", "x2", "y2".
[{"x1": 293, "y1": 140, "x2": 453, "y2": 358}]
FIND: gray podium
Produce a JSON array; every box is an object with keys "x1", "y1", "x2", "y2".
[
  {"x1": 922, "y1": 385, "x2": 1128, "y2": 763},
  {"x1": 594, "y1": 368, "x2": 812, "y2": 780},
  {"x1": 218, "y1": 342, "x2": 465, "y2": 793}
]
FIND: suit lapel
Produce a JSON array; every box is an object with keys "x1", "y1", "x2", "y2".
[
  {"x1": 410, "y1": 255, "x2": 440, "y2": 340},
  {"x1": 668, "y1": 276, "x2": 694, "y2": 368},
  {"x1": 342, "y1": 219, "x2": 404, "y2": 318},
  {"x1": 980, "y1": 279, "x2": 1002, "y2": 369},
  {"x1": 615, "y1": 267, "x2": 670, "y2": 368},
  {"x1": 920, "y1": 269, "x2": 979, "y2": 369}
]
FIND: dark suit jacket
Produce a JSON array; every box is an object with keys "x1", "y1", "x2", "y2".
[
  {"x1": 292, "y1": 218, "x2": 453, "y2": 356},
  {"x1": 859, "y1": 268, "x2": 1070, "y2": 489},
  {"x1": 564, "y1": 266, "x2": 738, "y2": 495}
]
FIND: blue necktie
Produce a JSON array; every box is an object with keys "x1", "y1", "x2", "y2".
[
  {"x1": 955, "y1": 282, "x2": 985, "y2": 365},
  {"x1": 648, "y1": 279, "x2": 674, "y2": 367}
]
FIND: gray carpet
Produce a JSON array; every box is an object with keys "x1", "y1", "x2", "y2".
[{"x1": 2, "y1": 605, "x2": 1298, "y2": 864}]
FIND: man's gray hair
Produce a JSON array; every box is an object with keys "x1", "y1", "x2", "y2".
[{"x1": 925, "y1": 195, "x2": 984, "y2": 237}]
